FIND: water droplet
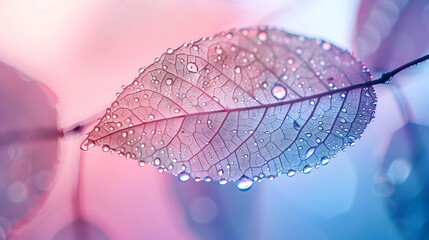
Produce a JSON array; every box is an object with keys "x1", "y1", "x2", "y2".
[
  {"x1": 215, "y1": 47, "x2": 223, "y2": 55},
  {"x1": 305, "y1": 147, "x2": 316, "y2": 159},
  {"x1": 287, "y1": 169, "x2": 296, "y2": 177},
  {"x1": 268, "y1": 175, "x2": 275, "y2": 181},
  {"x1": 219, "y1": 178, "x2": 228, "y2": 185},
  {"x1": 187, "y1": 62, "x2": 198, "y2": 73},
  {"x1": 303, "y1": 165, "x2": 312, "y2": 174},
  {"x1": 204, "y1": 177, "x2": 212, "y2": 182},
  {"x1": 165, "y1": 78, "x2": 173, "y2": 86},
  {"x1": 138, "y1": 160, "x2": 145, "y2": 167},
  {"x1": 296, "y1": 48, "x2": 303, "y2": 55},
  {"x1": 178, "y1": 172, "x2": 190, "y2": 182},
  {"x1": 234, "y1": 66, "x2": 241, "y2": 74},
  {"x1": 166, "y1": 48, "x2": 174, "y2": 54},
  {"x1": 149, "y1": 114, "x2": 155, "y2": 120},
  {"x1": 174, "y1": 108, "x2": 180, "y2": 113},
  {"x1": 236, "y1": 176, "x2": 253, "y2": 191},
  {"x1": 271, "y1": 84, "x2": 287, "y2": 100},
  {"x1": 321, "y1": 156, "x2": 330, "y2": 165},
  {"x1": 102, "y1": 145, "x2": 110, "y2": 152},
  {"x1": 154, "y1": 158, "x2": 161, "y2": 166},
  {"x1": 258, "y1": 31, "x2": 268, "y2": 41},
  {"x1": 261, "y1": 82, "x2": 268, "y2": 89},
  {"x1": 322, "y1": 42, "x2": 331, "y2": 50},
  {"x1": 218, "y1": 169, "x2": 224, "y2": 176},
  {"x1": 80, "y1": 139, "x2": 96, "y2": 151},
  {"x1": 287, "y1": 58, "x2": 294, "y2": 64}
]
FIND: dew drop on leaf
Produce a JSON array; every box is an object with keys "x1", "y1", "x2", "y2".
[
  {"x1": 236, "y1": 176, "x2": 253, "y2": 191},
  {"x1": 187, "y1": 62, "x2": 198, "y2": 73},
  {"x1": 321, "y1": 156, "x2": 330, "y2": 165},
  {"x1": 303, "y1": 165, "x2": 312, "y2": 174},
  {"x1": 305, "y1": 147, "x2": 316, "y2": 159},
  {"x1": 102, "y1": 145, "x2": 110, "y2": 152},
  {"x1": 287, "y1": 169, "x2": 296, "y2": 177},
  {"x1": 271, "y1": 84, "x2": 287, "y2": 100},
  {"x1": 178, "y1": 172, "x2": 190, "y2": 182},
  {"x1": 219, "y1": 179, "x2": 228, "y2": 185},
  {"x1": 165, "y1": 78, "x2": 173, "y2": 86},
  {"x1": 258, "y1": 31, "x2": 268, "y2": 41}
]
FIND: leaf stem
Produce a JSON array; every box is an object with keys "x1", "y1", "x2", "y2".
[{"x1": 374, "y1": 53, "x2": 429, "y2": 84}]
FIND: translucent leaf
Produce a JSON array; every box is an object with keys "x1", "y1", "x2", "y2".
[{"x1": 82, "y1": 26, "x2": 376, "y2": 186}]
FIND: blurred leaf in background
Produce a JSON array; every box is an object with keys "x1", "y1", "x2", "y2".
[
  {"x1": 375, "y1": 123, "x2": 429, "y2": 239},
  {"x1": 354, "y1": 0, "x2": 429, "y2": 72},
  {"x1": 0, "y1": 61, "x2": 58, "y2": 237}
]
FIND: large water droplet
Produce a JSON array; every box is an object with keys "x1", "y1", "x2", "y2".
[
  {"x1": 215, "y1": 47, "x2": 223, "y2": 55},
  {"x1": 322, "y1": 42, "x2": 331, "y2": 51},
  {"x1": 305, "y1": 147, "x2": 316, "y2": 159},
  {"x1": 187, "y1": 62, "x2": 198, "y2": 73},
  {"x1": 102, "y1": 145, "x2": 110, "y2": 152},
  {"x1": 321, "y1": 156, "x2": 330, "y2": 165},
  {"x1": 236, "y1": 175, "x2": 253, "y2": 191},
  {"x1": 165, "y1": 78, "x2": 173, "y2": 86},
  {"x1": 178, "y1": 171, "x2": 190, "y2": 182},
  {"x1": 303, "y1": 165, "x2": 312, "y2": 174},
  {"x1": 218, "y1": 178, "x2": 228, "y2": 185},
  {"x1": 234, "y1": 66, "x2": 241, "y2": 74},
  {"x1": 154, "y1": 158, "x2": 161, "y2": 166},
  {"x1": 80, "y1": 139, "x2": 95, "y2": 151},
  {"x1": 271, "y1": 84, "x2": 287, "y2": 100},
  {"x1": 258, "y1": 31, "x2": 268, "y2": 41},
  {"x1": 287, "y1": 169, "x2": 296, "y2": 177}
]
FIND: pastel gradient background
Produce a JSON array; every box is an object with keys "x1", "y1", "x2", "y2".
[{"x1": 0, "y1": 0, "x2": 428, "y2": 239}]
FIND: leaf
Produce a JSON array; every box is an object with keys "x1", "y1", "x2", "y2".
[
  {"x1": 375, "y1": 123, "x2": 429, "y2": 238},
  {"x1": 0, "y1": 61, "x2": 58, "y2": 236},
  {"x1": 354, "y1": 0, "x2": 429, "y2": 72},
  {"x1": 81, "y1": 26, "x2": 377, "y2": 188}
]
